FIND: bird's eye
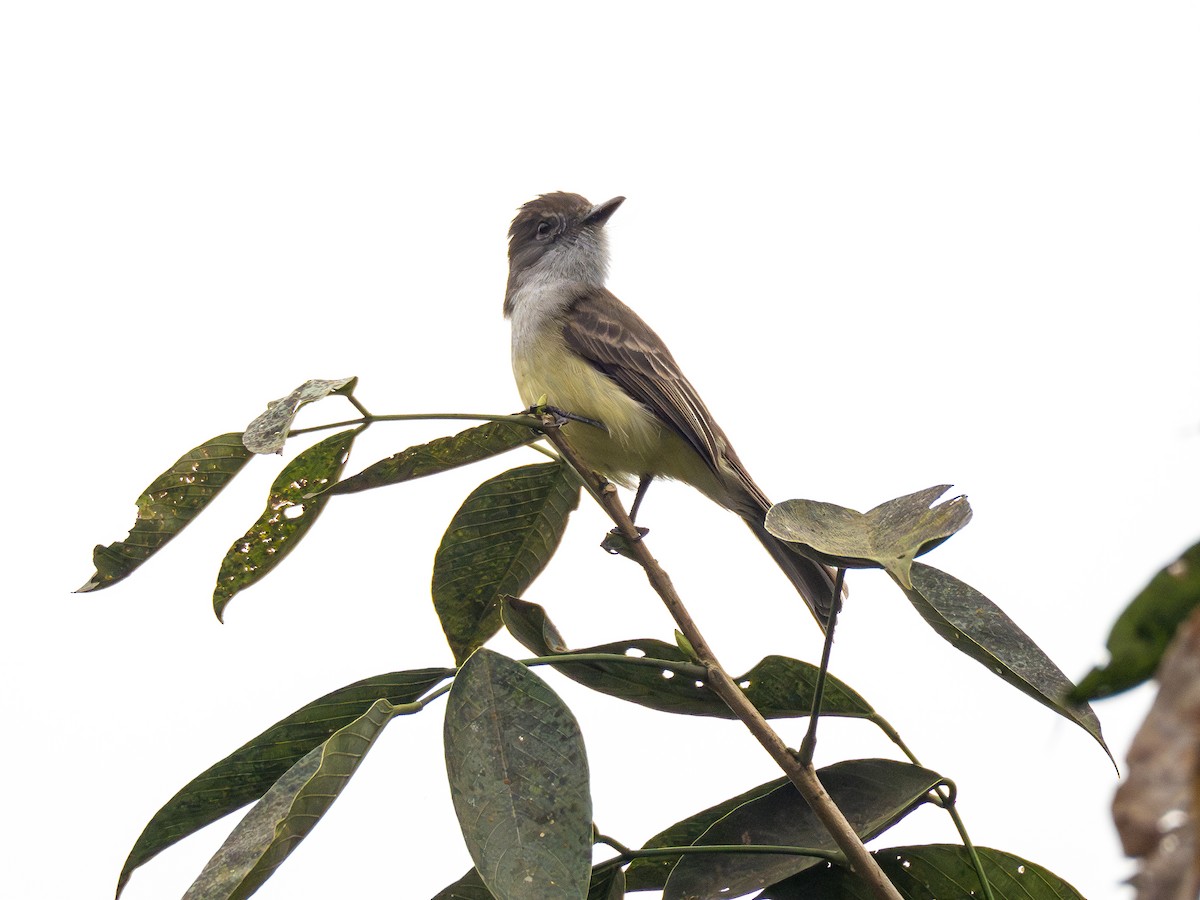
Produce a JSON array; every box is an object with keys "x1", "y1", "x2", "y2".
[{"x1": 535, "y1": 219, "x2": 555, "y2": 240}]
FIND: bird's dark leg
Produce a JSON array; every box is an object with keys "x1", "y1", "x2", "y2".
[
  {"x1": 530, "y1": 404, "x2": 608, "y2": 433},
  {"x1": 629, "y1": 475, "x2": 654, "y2": 523},
  {"x1": 601, "y1": 475, "x2": 652, "y2": 554}
]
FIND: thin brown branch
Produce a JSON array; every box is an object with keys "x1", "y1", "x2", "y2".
[{"x1": 539, "y1": 417, "x2": 903, "y2": 900}]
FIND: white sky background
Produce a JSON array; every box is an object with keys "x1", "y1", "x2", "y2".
[{"x1": 3, "y1": 4, "x2": 1198, "y2": 899}]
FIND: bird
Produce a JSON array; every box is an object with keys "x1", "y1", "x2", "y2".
[{"x1": 504, "y1": 191, "x2": 838, "y2": 628}]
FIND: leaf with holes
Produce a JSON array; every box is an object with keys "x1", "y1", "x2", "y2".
[
  {"x1": 901, "y1": 563, "x2": 1111, "y2": 764},
  {"x1": 242, "y1": 377, "x2": 357, "y2": 454},
  {"x1": 181, "y1": 698, "x2": 394, "y2": 900},
  {"x1": 503, "y1": 597, "x2": 874, "y2": 720},
  {"x1": 116, "y1": 668, "x2": 451, "y2": 897},
  {"x1": 1073, "y1": 540, "x2": 1200, "y2": 701},
  {"x1": 80, "y1": 433, "x2": 253, "y2": 592},
  {"x1": 445, "y1": 649, "x2": 592, "y2": 900},
  {"x1": 433, "y1": 463, "x2": 580, "y2": 664},
  {"x1": 212, "y1": 429, "x2": 357, "y2": 620},
  {"x1": 757, "y1": 844, "x2": 1084, "y2": 899},
  {"x1": 326, "y1": 419, "x2": 542, "y2": 496},
  {"x1": 765, "y1": 486, "x2": 971, "y2": 587},
  {"x1": 663, "y1": 759, "x2": 944, "y2": 900}
]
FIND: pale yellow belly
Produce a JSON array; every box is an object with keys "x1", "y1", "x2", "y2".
[{"x1": 513, "y1": 330, "x2": 720, "y2": 497}]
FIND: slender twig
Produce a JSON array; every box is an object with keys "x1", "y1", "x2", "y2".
[
  {"x1": 926, "y1": 781, "x2": 997, "y2": 900},
  {"x1": 344, "y1": 392, "x2": 372, "y2": 418},
  {"x1": 521, "y1": 652, "x2": 708, "y2": 678},
  {"x1": 595, "y1": 830, "x2": 842, "y2": 865},
  {"x1": 287, "y1": 411, "x2": 542, "y2": 438},
  {"x1": 798, "y1": 566, "x2": 846, "y2": 764},
  {"x1": 537, "y1": 417, "x2": 903, "y2": 900}
]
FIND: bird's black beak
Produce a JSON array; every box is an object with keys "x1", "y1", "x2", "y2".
[{"x1": 583, "y1": 196, "x2": 625, "y2": 227}]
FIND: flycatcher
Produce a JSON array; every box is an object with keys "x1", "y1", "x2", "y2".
[{"x1": 505, "y1": 192, "x2": 837, "y2": 627}]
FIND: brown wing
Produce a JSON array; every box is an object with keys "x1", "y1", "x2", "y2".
[
  {"x1": 562, "y1": 288, "x2": 838, "y2": 628},
  {"x1": 561, "y1": 288, "x2": 729, "y2": 475}
]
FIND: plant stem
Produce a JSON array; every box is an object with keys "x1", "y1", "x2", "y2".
[
  {"x1": 522, "y1": 652, "x2": 708, "y2": 678},
  {"x1": 798, "y1": 566, "x2": 845, "y2": 764},
  {"x1": 930, "y1": 781, "x2": 996, "y2": 900},
  {"x1": 537, "y1": 417, "x2": 903, "y2": 900},
  {"x1": 287, "y1": 411, "x2": 541, "y2": 438}
]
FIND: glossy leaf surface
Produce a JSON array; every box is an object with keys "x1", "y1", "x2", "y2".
[
  {"x1": 81, "y1": 433, "x2": 252, "y2": 592},
  {"x1": 624, "y1": 778, "x2": 789, "y2": 891},
  {"x1": 663, "y1": 759, "x2": 943, "y2": 900},
  {"x1": 117, "y1": 668, "x2": 451, "y2": 896},
  {"x1": 327, "y1": 419, "x2": 542, "y2": 496},
  {"x1": 504, "y1": 598, "x2": 874, "y2": 720},
  {"x1": 433, "y1": 463, "x2": 579, "y2": 663},
  {"x1": 759, "y1": 844, "x2": 1083, "y2": 899},
  {"x1": 445, "y1": 649, "x2": 592, "y2": 900},
  {"x1": 213, "y1": 429, "x2": 357, "y2": 620},
  {"x1": 765, "y1": 486, "x2": 971, "y2": 587},
  {"x1": 181, "y1": 698, "x2": 394, "y2": 899},
  {"x1": 902, "y1": 563, "x2": 1110, "y2": 762},
  {"x1": 433, "y1": 862, "x2": 625, "y2": 900},
  {"x1": 242, "y1": 376, "x2": 356, "y2": 454}
]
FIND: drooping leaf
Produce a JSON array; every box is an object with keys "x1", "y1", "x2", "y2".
[
  {"x1": 181, "y1": 698, "x2": 394, "y2": 900},
  {"x1": 445, "y1": 649, "x2": 593, "y2": 900},
  {"x1": 589, "y1": 862, "x2": 626, "y2": 900},
  {"x1": 213, "y1": 429, "x2": 358, "y2": 620},
  {"x1": 432, "y1": 868, "x2": 498, "y2": 900},
  {"x1": 242, "y1": 377, "x2": 357, "y2": 454},
  {"x1": 757, "y1": 844, "x2": 1084, "y2": 899},
  {"x1": 116, "y1": 668, "x2": 451, "y2": 897},
  {"x1": 433, "y1": 861, "x2": 625, "y2": 900},
  {"x1": 503, "y1": 598, "x2": 875, "y2": 721},
  {"x1": 1073, "y1": 540, "x2": 1200, "y2": 701},
  {"x1": 326, "y1": 419, "x2": 542, "y2": 496},
  {"x1": 80, "y1": 433, "x2": 253, "y2": 592},
  {"x1": 1112, "y1": 606, "x2": 1200, "y2": 897},
  {"x1": 901, "y1": 563, "x2": 1111, "y2": 763},
  {"x1": 624, "y1": 777, "x2": 790, "y2": 892},
  {"x1": 764, "y1": 486, "x2": 971, "y2": 587},
  {"x1": 433, "y1": 463, "x2": 580, "y2": 664},
  {"x1": 663, "y1": 759, "x2": 944, "y2": 900}
]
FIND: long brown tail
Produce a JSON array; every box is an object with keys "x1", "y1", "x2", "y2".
[{"x1": 744, "y1": 516, "x2": 840, "y2": 631}]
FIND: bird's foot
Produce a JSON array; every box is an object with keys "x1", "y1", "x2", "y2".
[
  {"x1": 528, "y1": 403, "x2": 608, "y2": 433},
  {"x1": 601, "y1": 526, "x2": 650, "y2": 558}
]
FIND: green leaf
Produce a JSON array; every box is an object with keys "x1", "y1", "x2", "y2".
[
  {"x1": 444, "y1": 649, "x2": 592, "y2": 900},
  {"x1": 1074, "y1": 540, "x2": 1200, "y2": 700},
  {"x1": 181, "y1": 698, "x2": 394, "y2": 900},
  {"x1": 625, "y1": 778, "x2": 790, "y2": 891},
  {"x1": 662, "y1": 763, "x2": 940, "y2": 900},
  {"x1": 902, "y1": 563, "x2": 1112, "y2": 763},
  {"x1": 79, "y1": 433, "x2": 253, "y2": 592},
  {"x1": 758, "y1": 844, "x2": 1084, "y2": 899},
  {"x1": 663, "y1": 759, "x2": 944, "y2": 900},
  {"x1": 326, "y1": 419, "x2": 542, "y2": 496},
  {"x1": 589, "y1": 862, "x2": 625, "y2": 900},
  {"x1": 432, "y1": 868, "x2": 498, "y2": 900},
  {"x1": 503, "y1": 598, "x2": 875, "y2": 720},
  {"x1": 117, "y1": 668, "x2": 451, "y2": 897},
  {"x1": 213, "y1": 429, "x2": 357, "y2": 620},
  {"x1": 433, "y1": 463, "x2": 580, "y2": 664},
  {"x1": 764, "y1": 486, "x2": 972, "y2": 587},
  {"x1": 436, "y1": 864, "x2": 628, "y2": 897},
  {"x1": 433, "y1": 862, "x2": 625, "y2": 900},
  {"x1": 242, "y1": 377, "x2": 357, "y2": 454}
]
